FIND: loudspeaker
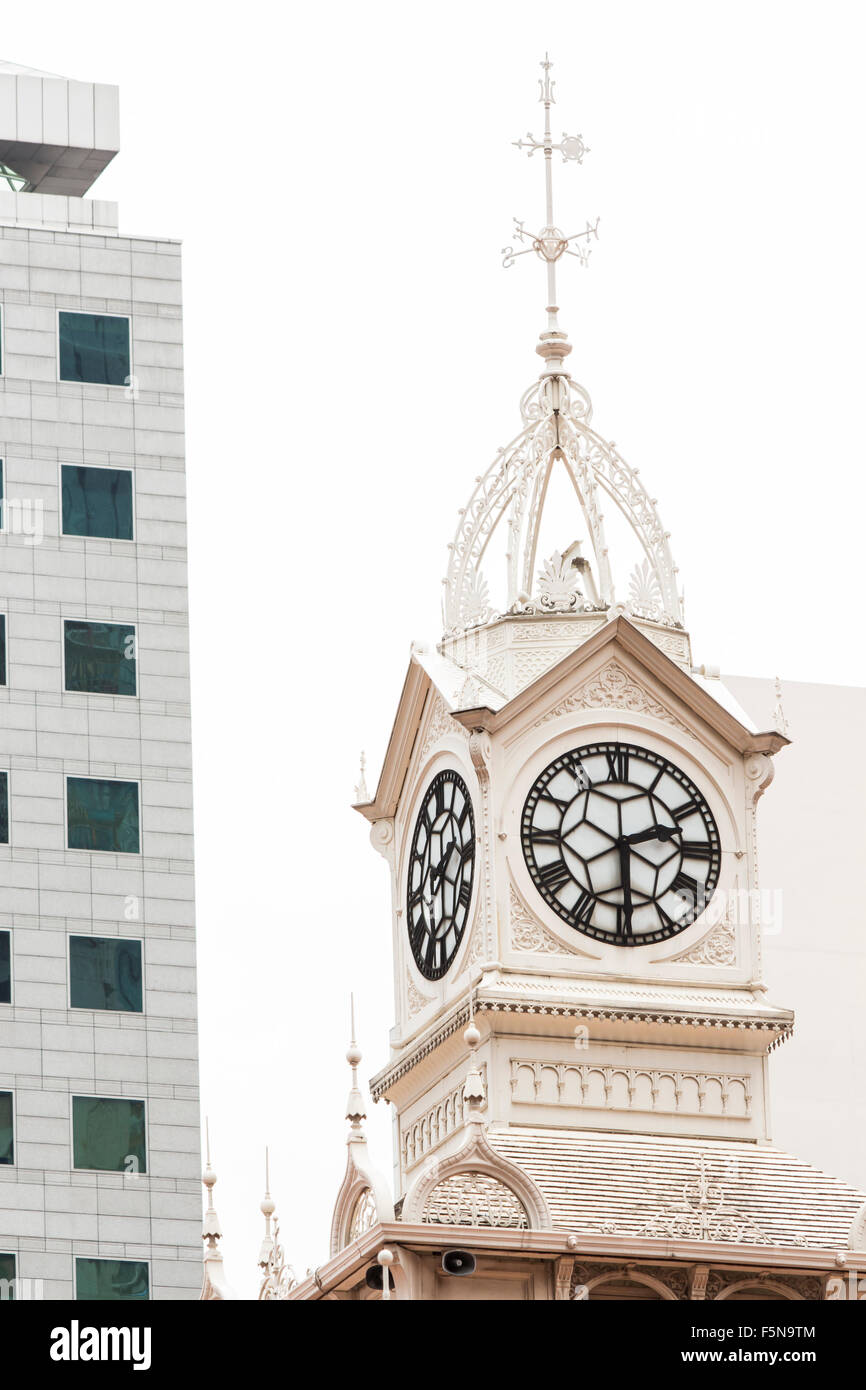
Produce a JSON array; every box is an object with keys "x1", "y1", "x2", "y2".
[
  {"x1": 364, "y1": 1264, "x2": 393, "y2": 1291},
  {"x1": 441, "y1": 1249, "x2": 476, "y2": 1277}
]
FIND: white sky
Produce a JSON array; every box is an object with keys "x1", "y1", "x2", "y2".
[{"x1": 4, "y1": 1, "x2": 865, "y2": 1295}]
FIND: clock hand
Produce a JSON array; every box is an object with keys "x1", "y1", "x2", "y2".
[
  {"x1": 623, "y1": 824, "x2": 679, "y2": 847},
  {"x1": 618, "y1": 839, "x2": 633, "y2": 934}
]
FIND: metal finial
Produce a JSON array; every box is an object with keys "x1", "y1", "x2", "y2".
[
  {"x1": 502, "y1": 55, "x2": 599, "y2": 342},
  {"x1": 346, "y1": 993, "x2": 366, "y2": 1135},
  {"x1": 202, "y1": 1117, "x2": 222, "y2": 1248}
]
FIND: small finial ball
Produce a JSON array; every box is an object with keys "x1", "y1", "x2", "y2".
[
  {"x1": 566, "y1": 1233, "x2": 578, "y2": 1250},
  {"x1": 261, "y1": 1194, "x2": 275, "y2": 1217},
  {"x1": 377, "y1": 1248, "x2": 394, "y2": 1268},
  {"x1": 464, "y1": 1021, "x2": 481, "y2": 1051},
  {"x1": 346, "y1": 1043, "x2": 362, "y2": 1067}
]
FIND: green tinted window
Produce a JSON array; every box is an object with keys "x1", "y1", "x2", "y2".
[
  {"x1": 0, "y1": 932, "x2": 9, "y2": 1004},
  {"x1": 0, "y1": 772, "x2": 7, "y2": 845},
  {"x1": 76, "y1": 1257, "x2": 149, "y2": 1301},
  {"x1": 0, "y1": 1092, "x2": 12, "y2": 1165},
  {"x1": 64, "y1": 620, "x2": 136, "y2": 696},
  {"x1": 70, "y1": 936, "x2": 142, "y2": 1013},
  {"x1": 0, "y1": 1253, "x2": 15, "y2": 1302},
  {"x1": 67, "y1": 777, "x2": 139, "y2": 854},
  {"x1": 58, "y1": 312, "x2": 130, "y2": 386},
  {"x1": 61, "y1": 464, "x2": 133, "y2": 540},
  {"x1": 72, "y1": 1096, "x2": 146, "y2": 1173}
]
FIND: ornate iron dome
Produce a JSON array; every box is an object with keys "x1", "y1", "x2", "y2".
[{"x1": 442, "y1": 56, "x2": 683, "y2": 637}]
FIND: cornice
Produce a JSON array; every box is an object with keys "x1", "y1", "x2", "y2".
[
  {"x1": 288, "y1": 1220, "x2": 864, "y2": 1300},
  {"x1": 369, "y1": 990, "x2": 793, "y2": 1102}
]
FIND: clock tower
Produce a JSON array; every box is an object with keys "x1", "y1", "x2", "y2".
[{"x1": 237, "y1": 56, "x2": 866, "y2": 1303}]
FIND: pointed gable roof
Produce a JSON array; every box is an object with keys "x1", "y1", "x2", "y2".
[{"x1": 355, "y1": 616, "x2": 788, "y2": 823}]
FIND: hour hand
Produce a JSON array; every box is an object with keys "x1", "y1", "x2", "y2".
[{"x1": 623, "y1": 824, "x2": 679, "y2": 846}]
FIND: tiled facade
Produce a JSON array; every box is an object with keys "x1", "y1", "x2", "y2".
[{"x1": 0, "y1": 67, "x2": 200, "y2": 1301}]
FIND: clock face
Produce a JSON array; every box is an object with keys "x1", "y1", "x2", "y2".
[
  {"x1": 406, "y1": 770, "x2": 476, "y2": 980},
  {"x1": 521, "y1": 741, "x2": 721, "y2": 946}
]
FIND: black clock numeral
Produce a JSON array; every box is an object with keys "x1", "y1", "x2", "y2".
[
  {"x1": 655, "y1": 905, "x2": 677, "y2": 932},
  {"x1": 671, "y1": 799, "x2": 700, "y2": 823},
  {"x1": 458, "y1": 881, "x2": 472, "y2": 910},
  {"x1": 538, "y1": 859, "x2": 572, "y2": 894},
  {"x1": 672, "y1": 871, "x2": 700, "y2": 900},
  {"x1": 606, "y1": 748, "x2": 629, "y2": 782},
  {"x1": 572, "y1": 890, "x2": 594, "y2": 926},
  {"x1": 680, "y1": 839, "x2": 713, "y2": 861}
]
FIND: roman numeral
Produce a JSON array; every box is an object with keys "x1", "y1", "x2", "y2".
[
  {"x1": 572, "y1": 890, "x2": 594, "y2": 926},
  {"x1": 538, "y1": 859, "x2": 571, "y2": 893},
  {"x1": 460, "y1": 840, "x2": 474, "y2": 863},
  {"x1": 605, "y1": 748, "x2": 629, "y2": 782},
  {"x1": 434, "y1": 782, "x2": 445, "y2": 816},
  {"x1": 671, "y1": 799, "x2": 699, "y2": 823},
  {"x1": 672, "y1": 871, "x2": 700, "y2": 900},
  {"x1": 681, "y1": 840, "x2": 713, "y2": 861},
  {"x1": 458, "y1": 881, "x2": 472, "y2": 909}
]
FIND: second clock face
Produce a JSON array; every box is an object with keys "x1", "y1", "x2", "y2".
[
  {"x1": 407, "y1": 770, "x2": 475, "y2": 980},
  {"x1": 521, "y1": 741, "x2": 721, "y2": 947}
]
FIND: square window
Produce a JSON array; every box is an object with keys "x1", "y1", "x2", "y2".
[
  {"x1": 61, "y1": 464, "x2": 133, "y2": 541},
  {"x1": 0, "y1": 772, "x2": 7, "y2": 845},
  {"x1": 0, "y1": 1091, "x2": 12, "y2": 1165},
  {"x1": 64, "y1": 620, "x2": 136, "y2": 696},
  {"x1": 0, "y1": 932, "x2": 9, "y2": 1004},
  {"x1": 72, "y1": 1096, "x2": 146, "y2": 1173},
  {"x1": 75, "y1": 1257, "x2": 149, "y2": 1302},
  {"x1": 0, "y1": 1253, "x2": 15, "y2": 1302},
  {"x1": 69, "y1": 936, "x2": 142, "y2": 1013},
  {"x1": 66, "y1": 777, "x2": 139, "y2": 854},
  {"x1": 58, "y1": 312, "x2": 130, "y2": 387}
]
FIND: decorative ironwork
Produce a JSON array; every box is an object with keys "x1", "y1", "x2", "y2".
[
  {"x1": 348, "y1": 1187, "x2": 377, "y2": 1242},
  {"x1": 501, "y1": 55, "x2": 600, "y2": 278},
  {"x1": 636, "y1": 1157, "x2": 802, "y2": 1246},
  {"x1": 422, "y1": 1171, "x2": 529, "y2": 1229}
]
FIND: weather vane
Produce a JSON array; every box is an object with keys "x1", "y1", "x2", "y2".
[{"x1": 501, "y1": 54, "x2": 600, "y2": 308}]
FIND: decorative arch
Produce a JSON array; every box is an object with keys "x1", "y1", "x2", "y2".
[
  {"x1": 715, "y1": 1279, "x2": 803, "y2": 1301},
  {"x1": 329, "y1": 1143, "x2": 395, "y2": 1259},
  {"x1": 401, "y1": 1124, "x2": 551, "y2": 1231},
  {"x1": 585, "y1": 1268, "x2": 678, "y2": 1301}
]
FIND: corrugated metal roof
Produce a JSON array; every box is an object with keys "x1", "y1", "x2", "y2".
[{"x1": 488, "y1": 1127, "x2": 865, "y2": 1249}]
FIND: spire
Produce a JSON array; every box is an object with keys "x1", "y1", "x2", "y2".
[
  {"x1": 503, "y1": 52, "x2": 599, "y2": 369},
  {"x1": 257, "y1": 1147, "x2": 298, "y2": 1299},
  {"x1": 258, "y1": 1147, "x2": 276, "y2": 1267},
  {"x1": 441, "y1": 55, "x2": 684, "y2": 657},
  {"x1": 201, "y1": 1117, "x2": 222, "y2": 1249},
  {"x1": 200, "y1": 1119, "x2": 236, "y2": 1300},
  {"x1": 345, "y1": 994, "x2": 366, "y2": 1139}
]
